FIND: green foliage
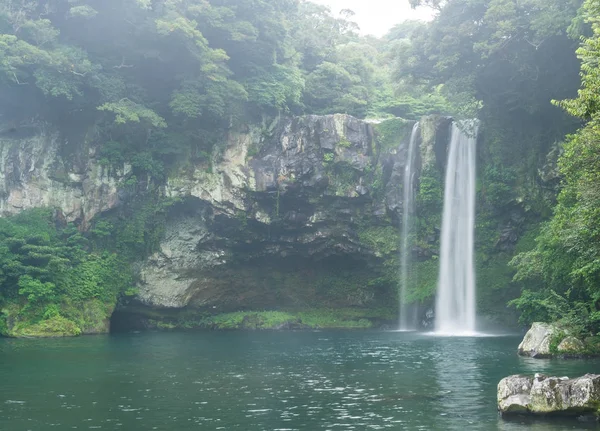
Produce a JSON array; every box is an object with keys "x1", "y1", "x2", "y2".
[
  {"x1": 18, "y1": 276, "x2": 56, "y2": 304},
  {"x1": 482, "y1": 165, "x2": 517, "y2": 207},
  {"x1": 98, "y1": 100, "x2": 167, "y2": 128},
  {"x1": 1, "y1": 0, "x2": 445, "y2": 183},
  {"x1": 415, "y1": 166, "x2": 443, "y2": 251},
  {"x1": 358, "y1": 226, "x2": 400, "y2": 256},
  {"x1": 338, "y1": 138, "x2": 352, "y2": 148},
  {"x1": 199, "y1": 309, "x2": 384, "y2": 330},
  {"x1": 511, "y1": 0, "x2": 600, "y2": 335},
  {"x1": 374, "y1": 118, "x2": 413, "y2": 150},
  {"x1": 92, "y1": 194, "x2": 179, "y2": 260},
  {"x1": 14, "y1": 315, "x2": 82, "y2": 338},
  {"x1": 0, "y1": 209, "x2": 134, "y2": 337},
  {"x1": 67, "y1": 5, "x2": 99, "y2": 20},
  {"x1": 326, "y1": 161, "x2": 361, "y2": 196},
  {"x1": 398, "y1": 0, "x2": 581, "y2": 118},
  {"x1": 405, "y1": 259, "x2": 439, "y2": 303},
  {"x1": 304, "y1": 61, "x2": 368, "y2": 117}
]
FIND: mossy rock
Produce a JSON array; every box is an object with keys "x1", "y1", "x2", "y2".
[
  {"x1": 118, "y1": 308, "x2": 394, "y2": 331},
  {"x1": 9, "y1": 315, "x2": 82, "y2": 338},
  {"x1": 557, "y1": 336, "x2": 585, "y2": 354},
  {"x1": 78, "y1": 300, "x2": 114, "y2": 334},
  {"x1": 0, "y1": 299, "x2": 114, "y2": 338}
]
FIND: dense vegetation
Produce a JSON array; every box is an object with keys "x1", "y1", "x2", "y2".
[
  {"x1": 0, "y1": 209, "x2": 133, "y2": 336},
  {"x1": 510, "y1": 0, "x2": 600, "y2": 336},
  {"x1": 1, "y1": 0, "x2": 436, "y2": 335},
  {"x1": 0, "y1": 0, "x2": 444, "y2": 178},
  {"x1": 0, "y1": 0, "x2": 599, "y2": 337}
]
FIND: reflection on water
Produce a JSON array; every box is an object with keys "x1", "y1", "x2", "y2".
[
  {"x1": 0, "y1": 331, "x2": 599, "y2": 430},
  {"x1": 433, "y1": 337, "x2": 483, "y2": 429}
]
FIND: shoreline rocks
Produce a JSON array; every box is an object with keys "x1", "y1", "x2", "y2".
[
  {"x1": 498, "y1": 373, "x2": 600, "y2": 418},
  {"x1": 517, "y1": 322, "x2": 556, "y2": 358},
  {"x1": 517, "y1": 322, "x2": 596, "y2": 358}
]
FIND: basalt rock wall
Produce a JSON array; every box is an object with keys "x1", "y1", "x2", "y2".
[{"x1": 0, "y1": 114, "x2": 454, "y2": 327}]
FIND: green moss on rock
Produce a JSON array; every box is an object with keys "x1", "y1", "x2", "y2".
[
  {"x1": 8, "y1": 315, "x2": 82, "y2": 338},
  {"x1": 358, "y1": 225, "x2": 400, "y2": 257},
  {"x1": 114, "y1": 307, "x2": 395, "y2": 331},
  {"x1": 373, "y1": 118, "x2": 413, "y2": 151},
  {"x1": 189, "y1": 309, "x2": 390, "y2": 330},
  {"x1": 1, "y1": 298, "x2": 115, "y2": 338}
]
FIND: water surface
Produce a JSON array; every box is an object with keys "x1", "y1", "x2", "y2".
[{"x1": 1, "y1": 331, "x2": 599, "y2": 430}]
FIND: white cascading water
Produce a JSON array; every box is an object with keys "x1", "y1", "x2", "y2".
[
  {"x1": 435, "y1": 121, "x2": 478, "y2": 335},
  {"x1": 399, "y1": 122, "x2": 419, "y2": 331}
]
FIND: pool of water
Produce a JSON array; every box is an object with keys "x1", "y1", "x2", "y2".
[{"x1": 1, "y1": 331, "x2": 599, "y2": 430}]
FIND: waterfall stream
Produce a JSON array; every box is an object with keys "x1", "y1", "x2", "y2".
[
  {"x1": 435, "y1": 121, "x2": 478, "y2": 335},
  {"x1": 399, "y1": 122, "x2": 419, "y2": 331}
]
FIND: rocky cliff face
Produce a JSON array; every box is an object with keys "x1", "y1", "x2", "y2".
[
  {"x1": 0, "y1": 124, "x2": 128, "y2": 227},
  {"x1": 1, "y1": 114, "x2": 454, "y2": 327},
  {"x1": 135, "y1": 115, "x2": 456, "y2": 314}
]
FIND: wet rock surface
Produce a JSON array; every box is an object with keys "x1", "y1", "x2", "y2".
[
  {"x1": 1, "y1": 114, "x2": 454, "y2": 316},
  {"x1": 518, "y1": 322, "x2": 591, "y2": 358},
  {"x1": 0, "y1": 127, "x2": 127, "y2": 226},
  {"x1": 518, "y1": 322, "x2": 557, "y2": 358},
  {"x1": 137, "y1": 114, "x2": 441, "y2": 310},
  {"x1": 498, "y1": 374, "x2": 600, "y2": 418}
]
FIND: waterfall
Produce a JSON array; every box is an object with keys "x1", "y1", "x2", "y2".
[
  {"x1": 399, "y1": 122, "x2": 419, "y2": 331},
  {"x1": 435, "y1": 121, "x2": 478, "y2": 335}
]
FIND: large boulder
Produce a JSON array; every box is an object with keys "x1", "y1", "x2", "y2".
[
  {"x1": 517, "y1": 322, "x2": 557, "y2": 358},
  {"x1": 497, "y1": 375, "x2": 534, "y2": 414},
  {"x1": 498, "y1": 374, "x2": 600, "y2": 418}
]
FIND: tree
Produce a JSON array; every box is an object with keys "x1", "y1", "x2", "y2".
[{"x1": 511, "y1": 0, "x2": 600, "y2": 334}]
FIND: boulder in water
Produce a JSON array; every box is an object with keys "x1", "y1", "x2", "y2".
[
  {"x1": 517, "y1": 322, "x2": 556, "y2": 358},
  {"x1": 498, "y1": 374, "x2": 600, "y2": 418},
  {"x1": 518, "y1": 322, "x2": 591, "y2": 358},
  {"x1": 497, "y1": 375, "x2": 533, "y2": 414}
]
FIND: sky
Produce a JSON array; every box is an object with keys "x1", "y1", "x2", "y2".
[{"x1": 309, "y1": 0, "x2": 435, "y2": 37}]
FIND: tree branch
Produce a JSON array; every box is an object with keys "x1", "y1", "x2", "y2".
[
  {"x1": 524, "y1": 37, "x2": 545, "y2": 50},
  {"x1": 113, "y1": 56, "x2": 134, "y2": 69},
  {"x1": 12, "y1": 72, "x2": 27, "y2": 85}
]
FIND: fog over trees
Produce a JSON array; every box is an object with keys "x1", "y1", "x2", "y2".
[{"x1": 0, "y1": 0, "x2": 599, "y2": 339}]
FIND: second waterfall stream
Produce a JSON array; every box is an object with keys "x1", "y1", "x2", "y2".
[{"x1": 399, "y1": 122, "x2": 419, "y2": 331}]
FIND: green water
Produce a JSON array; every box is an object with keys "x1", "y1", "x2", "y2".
[{"x1": 1, "y1": 331, "x2": 599, "y2": 430}]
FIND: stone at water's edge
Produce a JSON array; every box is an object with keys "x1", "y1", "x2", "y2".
[
  {"x1": 518, "y1": 322, "x2": 591, "y2": 358},
  {"x1": 498, "y1": 374, "x2": 600, "y2": 418},
  {"x1": 558, "y1": 336, "x2": 586, "y2": 354},
  {"x1": 497, "y1": 375, "x2": 533, "y2": 414},
  {"x1": 517, "y1": 322, "x2": 556, "y2": 358}
]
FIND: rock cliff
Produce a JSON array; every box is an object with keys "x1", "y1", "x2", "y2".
[
  {"x1": 0, "y1": 123, "x2": 128, "y2": 227},
  {"x1": 1, "y1": 114, "x2": 454, "y2": 330},
  {"x1": 135, "y1": 115, "x2": 450, "y2": 315}
]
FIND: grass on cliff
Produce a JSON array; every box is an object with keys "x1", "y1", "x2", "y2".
[
  {"x1": 140, "y1": 308, "x2": 396, "y2": 331},
  {"x1": 200, "y1": 309, "x2": 385, "y2": 330}
]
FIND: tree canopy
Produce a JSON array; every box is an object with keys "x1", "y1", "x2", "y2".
[{"x1": 510, "y1": 0, "x2": 600, "y2": 334}]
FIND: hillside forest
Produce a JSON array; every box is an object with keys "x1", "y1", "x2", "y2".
[{"x1": 0, "y1": 0, "x2": 599, "y2": 338}]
